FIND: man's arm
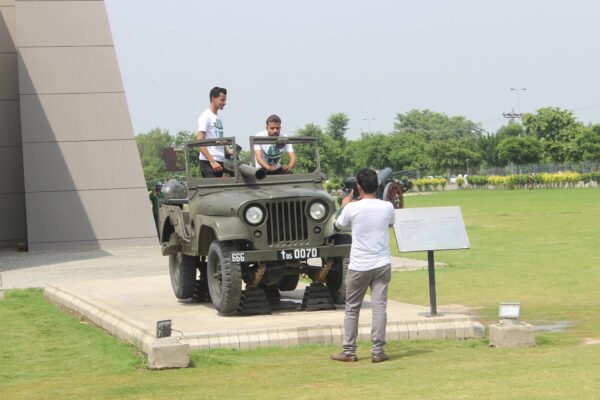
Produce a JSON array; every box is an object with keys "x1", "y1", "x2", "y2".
[
  {"x1": 334, "y1": 193, "x2": 353, "y2": 232},
  {"x1": 283, "y1": 151, "x2": 297, "y2": 171},
  {"x1": 254, "y1": 149, "x2": 277, "y2": 171},
  {"x1": 197, "y1": 130, "x2": 223, "y2": 172}
]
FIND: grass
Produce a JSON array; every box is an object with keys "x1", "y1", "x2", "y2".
[{"x1": 2, "y1": 188, "x2": 600, "y2": 399}]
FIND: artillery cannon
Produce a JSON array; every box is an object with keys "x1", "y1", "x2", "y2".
[{"x1": 342, "y1": 167, "x2": 412, "y2": 209}]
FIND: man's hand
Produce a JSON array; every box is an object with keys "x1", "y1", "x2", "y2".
[
  {"x1": 341, "y1": 190, "x2": 354, "y2": 208},
  {"x1": 210, "y1": 160, "x2": 223, "y2": 172}
]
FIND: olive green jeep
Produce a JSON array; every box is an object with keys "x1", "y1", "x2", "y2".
[{"x1": 158, "y1": 136, "x2": 351, "y2": 314}]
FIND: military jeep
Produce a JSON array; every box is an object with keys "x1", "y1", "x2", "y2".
[{"x1": 158, "y1": 136, "x2": 351, "y2": 314}]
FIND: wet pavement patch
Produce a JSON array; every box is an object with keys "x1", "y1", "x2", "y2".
[
  {"x1": 583, "y1": 338, "x2": 600, "y2": 345},
  {"x1": 533, "y1": 321, "x2": 574, "y2": 333}
]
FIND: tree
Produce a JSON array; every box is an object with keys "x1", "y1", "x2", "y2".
[
  {"x1": 394, "y1": 109, "x2": 484, "y2": 142},
  {"x1": 324, "y1": 113, "x2": 351, "y2": 176},
  {"x1": 325, "y1": 113, "x2": 350, "y2": 144},
  {"x1": 522, "y1": 107, "x2": 581, "y2": 162},
  {"x1": 575, "y1": 124, "x2": 600, "y2": 161},
  {"x1": 346, "y1": 133, "x2": 390, "y2": 172},
  {"x1": 495, "y1": 123, "x2": 525, "y2": 138},
  {"x1": 477, "y1": 134, "x2": 505, "y2": 167},
  {"x1": 392, "y1": 109, "x2": 484, "y2": 174},
  {"x1": 497, "y1": 136, "x2": 543, "y2": 165},
  {"x1": 173, "y1": 130, "x2": 196, "y2": 171},
  {"x1": 294, "y1": 124, "x2": 327, "y2": 174},
  {"x1": 427, "y1": 138, "x2": 481, "y2": 175},
  {"x1": 135, "y1": 128, "x2": 173, "y2": 183},
  {"x1": 387, "y1": 132, "x2": 431, "y2": 172}
]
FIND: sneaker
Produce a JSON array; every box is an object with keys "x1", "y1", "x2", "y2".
[
  {"x1": 330, "y1": 353, "x2": 358, "y2": 362},
  {"x1": 371, "y1": 353, "x2": 390, "y2": 363}
]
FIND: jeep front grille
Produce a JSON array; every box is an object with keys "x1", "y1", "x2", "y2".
[{"x1": 265, "y1": 200, "x2": 309, "y2": 246}]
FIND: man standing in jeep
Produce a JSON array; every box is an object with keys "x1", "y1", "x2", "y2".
[
  {"x1": 254, "y1": 114, "x2": 297, "y2": 173},
  {"x1": 197, "y1": 86, "x2": 227, "y2": 177}
]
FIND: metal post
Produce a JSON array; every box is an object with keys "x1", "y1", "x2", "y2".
[{"x1": 427, "y1": 250, "x2": 438, "y2": 316}]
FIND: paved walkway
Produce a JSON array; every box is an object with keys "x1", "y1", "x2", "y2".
[
  {"x1": 0, "y1": 246, "x2": 445, "y2": 290},
  {"x1": 1, "y1": 246, "x2": 479, "y2": 364}
]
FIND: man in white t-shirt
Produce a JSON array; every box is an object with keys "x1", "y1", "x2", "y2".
[
  {"x1": 197, "y1": 87, "x2": 227, "y2": 177},
  {"x1": 253, "y1": 114, "x2": 297, "y2": 173},
  {"x1": 330, "y1": 168, "x2": 395, "y2": 363}
]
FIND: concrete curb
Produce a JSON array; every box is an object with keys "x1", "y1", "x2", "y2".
[{"x1": 45, "y1": 282, "x2": 484, "y2": 356}]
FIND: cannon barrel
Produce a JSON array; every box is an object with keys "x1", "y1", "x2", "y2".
[{"x1": 238, "y1": 163, "x2": 266, "y2": 180}]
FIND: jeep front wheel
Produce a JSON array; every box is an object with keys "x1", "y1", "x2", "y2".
[
  {"x1": 206, "y1": 241, "x2": 242, "y2": 314},
  {"x1": 326, "y1": 234, "x2": 352, "y2": 304},
  {"x1": 169, "y1": 252, "x2": 197, "y2": 299}
]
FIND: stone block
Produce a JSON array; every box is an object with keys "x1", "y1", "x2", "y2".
[
  {"x1": 22, "y1": 140, "x2": 144, "y2": 192},
  {"x1": 20, "y1": 93, "x2": 134, "y2": 143},
  {"x1": 0, "y1": 147, "x2": 24, "y2": 193},
  {"x1": 24, "y1": 188, "x2": 156, "y2": 245},
  {"x1": 0, "y1": 100, "x2": 21, "y2": 147},
  {"x1": 489, "y1": 321, "x2": 536, "y2": 348},
  {"x1": 0, "y1": 53, "x2": 18, "y2": 99},
  {"x1": 18, "y1": 47, "x2": 124, "y2": 95},
  {"x1": 0, "y1": 193, "x2": 26, "y2": 242},
  {"x1": 147, "y1": 337, "x2": 189, "y2": 369},
  {"x1": 15, "y1": 1, "x2": 113, "y2": 47},
  {"x1": 0, "y1": 6, "x2": 16, "y2": 53}
]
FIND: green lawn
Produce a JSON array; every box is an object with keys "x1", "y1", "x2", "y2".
[{"x1": 2, "y1": 188, "x2": 600, "y2": 399}]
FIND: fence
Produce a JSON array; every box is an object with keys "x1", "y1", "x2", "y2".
[{"x1": 480, "y1": 161, "x2": 600, "y2": 176}]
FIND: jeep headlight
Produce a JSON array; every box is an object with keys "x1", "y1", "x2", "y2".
[
  {"x1": 244, "y1": 205, "x2": 264, "y2": 226},
  {"x1": 309, "y1": 201, "x2": 328, "y2": 222}
]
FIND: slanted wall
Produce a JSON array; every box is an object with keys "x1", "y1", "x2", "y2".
[
  {"x1": 0, "y1": 0, "x2": 26, "y2": 248},
  {"x1": 15, "y1": 0, "x2": 156, "y2": 250}
]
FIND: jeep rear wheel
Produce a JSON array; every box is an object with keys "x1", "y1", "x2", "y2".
[
  {"x1": 169, "y1": 252, "x2": 197, "y2": 299},
  {"x1": 326, "y1": 234, "x2": 352, "y2": 304},
  {"x1": 207, "y1": 241, "x2": 242, "y2": 314}
]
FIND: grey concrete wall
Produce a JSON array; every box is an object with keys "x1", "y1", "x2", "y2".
[
  {"x1": 0, "y1": 0, "x2": 26, "y2": 248},
  {"x1": 16, "y1": 0, "x2": 157, "y2": 250}
]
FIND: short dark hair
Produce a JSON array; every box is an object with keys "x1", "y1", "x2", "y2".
[
  {"x1": 209, "y1": 86, "x2": 227, "y2": 101},
  {"x1": 266, "y1": 114, "x2": 281, "y2": 125},
  {"x1": 356, "y1": 168, "x2": 378, "y2": 194}
]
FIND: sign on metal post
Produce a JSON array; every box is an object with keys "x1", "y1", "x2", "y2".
[{"x1": 393, "y1": 207, "x2": 470, "y2": 316}]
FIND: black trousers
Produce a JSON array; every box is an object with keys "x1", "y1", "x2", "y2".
[{"x1": 199, "y1": 160, "x2": 224, "y2": 178}]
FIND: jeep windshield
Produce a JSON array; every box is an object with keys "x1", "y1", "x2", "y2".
[{"x1": 184, "y1": 136, "x2": 322, "y2": 188}]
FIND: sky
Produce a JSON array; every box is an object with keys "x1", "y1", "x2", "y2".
[{"x1": 104, "y1": 0, "x2": 600, "y2": 147}]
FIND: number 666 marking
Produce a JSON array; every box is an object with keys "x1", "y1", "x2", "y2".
[{"x1": 231, "y1": 252, "x2": 245, "y2": 262}]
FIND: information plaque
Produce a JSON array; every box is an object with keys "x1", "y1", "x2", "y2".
[
  {"x1": 393, "y1": 206, "x2": 470, "y2": 253},
  {"x1": 392, "y1": 206, "x2": 470, "y2": 316}
]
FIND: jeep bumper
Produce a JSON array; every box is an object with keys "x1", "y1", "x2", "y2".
[{"x1": 229, "y1": 244, "x2": 351, "y2": 263}]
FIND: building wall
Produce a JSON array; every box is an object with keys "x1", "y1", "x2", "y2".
[
  {"x1": 0, "y1": 0, "x2": 26, "y2": 248},
  {"x1": 15, "y1": 0, "x2": 157, "y2": 250}
]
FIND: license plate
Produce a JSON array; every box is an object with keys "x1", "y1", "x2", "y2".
[{"x1": 277, "y1": 248, "x2": 319, "y2": 260}]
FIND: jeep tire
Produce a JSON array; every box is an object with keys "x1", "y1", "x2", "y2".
[
  {"x1": 207, "y1": 241, "x2": 243, "y2": 314},
  {"x1": 326, "y1": 234, "x2": 352, "y2": 304},
  {"x1": 169, "y1": 251, "x2": 198, "y2": 299}
]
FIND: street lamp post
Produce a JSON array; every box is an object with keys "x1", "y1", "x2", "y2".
[
  {"x1": 510, "y1": 87, "x2": 527, "y2": 114},
  {"x1": 362, "y1": 117, "x2": 375, "y2": 132}
]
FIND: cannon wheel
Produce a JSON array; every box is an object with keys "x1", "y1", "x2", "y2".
[{"x1": 382, "y1": 181, "x2": 404, "y2": 209}]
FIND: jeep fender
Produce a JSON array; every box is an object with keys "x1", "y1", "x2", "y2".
[{"x1": 194, "y1": 215, "x2": 250, "y2": 255}]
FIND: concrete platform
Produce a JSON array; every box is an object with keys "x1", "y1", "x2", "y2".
[{"x1": 44, "y1": 274, "x2": 484, "y2": 355}]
